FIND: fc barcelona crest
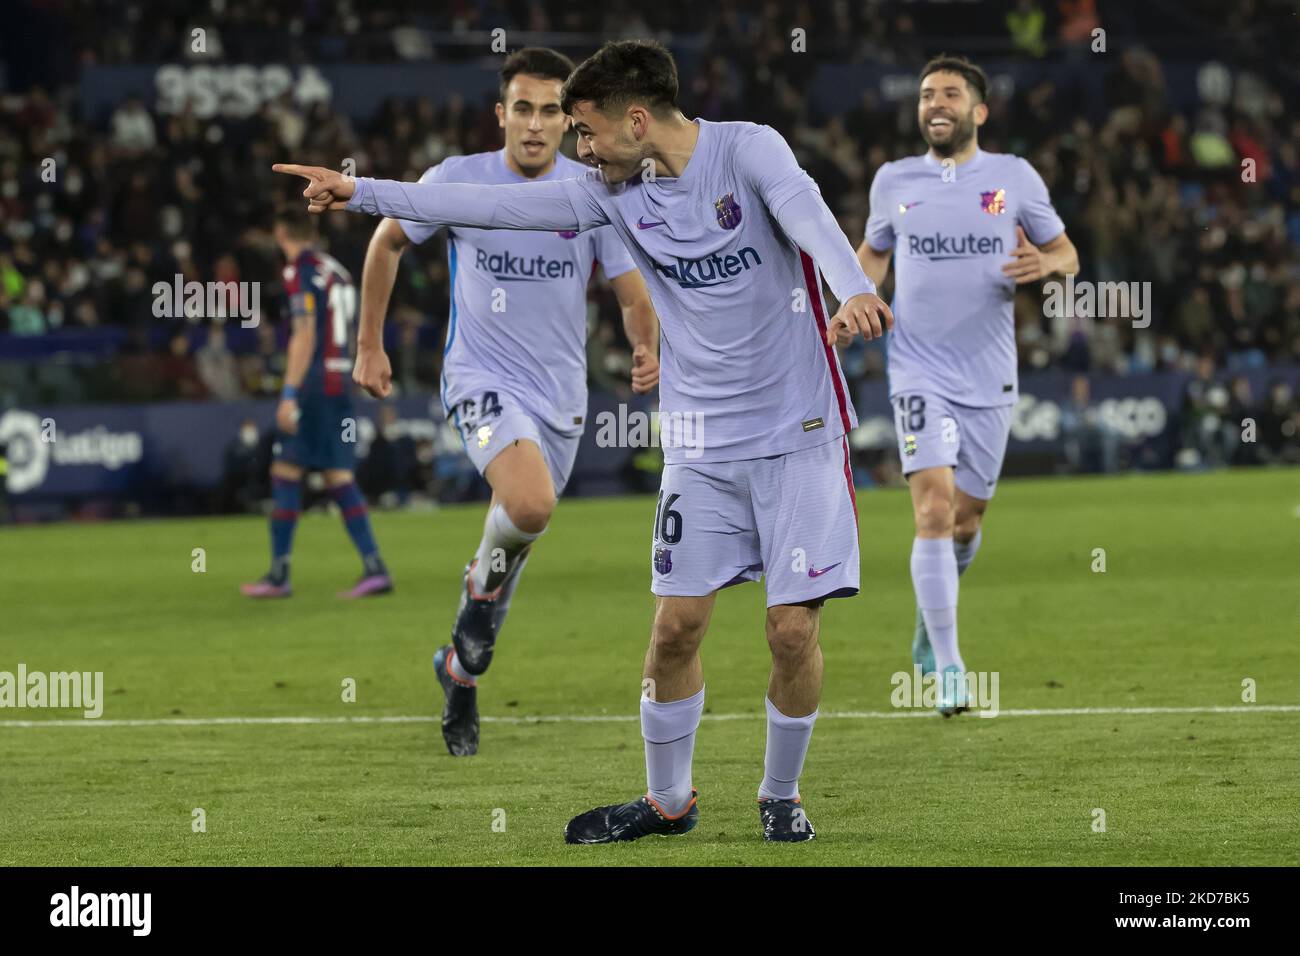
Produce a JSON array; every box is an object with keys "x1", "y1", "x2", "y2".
[
  {"x1": 654, "y1": 546, "x2": 673, "y2": 575},
  {"x1": 980, "y1": 189, "x2": 1006, "y2": 215},
  {"x1": 714, "y1": 193, "x2": 742, "y2": 230}
]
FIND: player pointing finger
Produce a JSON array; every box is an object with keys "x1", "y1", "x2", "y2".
[{"x1": 271, "y1": 164, "x2": 356, "y2": 211}]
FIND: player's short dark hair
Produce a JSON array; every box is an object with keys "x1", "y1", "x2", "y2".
[
  {"x1": 560, "y1": 40, "x2": 678, "y2": 117},
  {"x1": 274, "y1": 205, "x2": 317, "y2": 241},
  {"x1": 499, "y1": 47, "x2": 576, "y2": 104},
  {"x1": 919, "y1": 54, "x2": 989, "y2": 104}
]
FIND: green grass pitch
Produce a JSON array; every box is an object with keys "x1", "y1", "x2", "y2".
[{"x1": 1, "y1": 469, "x2": 1297, "y2": 866}]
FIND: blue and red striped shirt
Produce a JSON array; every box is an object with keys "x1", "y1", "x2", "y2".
[{"x1": 283, "y1": 248, "x2": 357, "y2": 398}]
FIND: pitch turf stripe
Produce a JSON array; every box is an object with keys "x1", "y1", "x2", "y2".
[{"x1": 2, "y1": 705, "x2": 1298, "y2": 729}]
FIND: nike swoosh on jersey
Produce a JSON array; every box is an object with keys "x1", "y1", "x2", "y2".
[
  {"x1": 637, "y1": 217, "x2": 666, "y2": 229},
  {"x1": 808, "y1": 563, "x2": 842, "y2": 578}
]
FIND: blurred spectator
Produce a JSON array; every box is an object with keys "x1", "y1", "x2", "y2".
[
  {"x1": 389, "y1": 309, "x2": 440, "y2": 394},
  {"x1": 1257, "y1": 381, "x2": 1299, "y2": 463},
  {"x1": 7, "y1": 280, "x2": 49, "y2": 336},
  {"x1": 1225, "y1": 375, "x2": 1263, "y2": 465},
  {"x1": 1058, "y1": 0, "x2": 1101, "y2": 49},
  {"x1": 0, "y1": 435, "x2": 9, "y2": 522},
  {"x1": 1006, "y1": 0, "x2": 1048, "y2": 59},
  {"x1": 358, "y1": 405, "x2": 417, "y2": 506},
  {"x1": 110, "y1": 95, "x2": 156, "y2": 154},
  {"x1": 1178, "y1": 355, "x2": 1233, "y2": 468},
  {"x1": 1060, "y1": 374, "x2": 1121, "y2": 473},
  {"x1": 239, "y1": 322, "x2": 286, "y2": 397},
  {"x1": 160, "y1": 331, "x2": 208, "y2": 400},
  {"x1": 431, "y1": 418, "x2": 481, "y2": 502},
  {"x1": 195, "y1": 324, "x2": 243, "y2": 400},
  {"x1": 217, "y1": 417, "x2": 271, "y2": 512},
  {"x1": 586, "y1": 305, "x2": 632, "y2": 397}
]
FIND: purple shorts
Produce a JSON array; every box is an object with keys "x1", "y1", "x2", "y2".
[
  {"x1": 649, "y1": 437, "x2": 860, "y2": 607},
  {"x1": 891, "y1": 391, "x2": 1013, "y2": 500}
]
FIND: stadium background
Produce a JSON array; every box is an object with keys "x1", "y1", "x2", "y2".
[{"x1": 1, "y1": 0, "x2": 1297, "y2": 520}]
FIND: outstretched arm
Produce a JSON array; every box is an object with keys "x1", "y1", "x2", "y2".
[
  {"x1": 735, "y1": 129, "x2": 893, "y2": 346},
  {"x1": 272, "y1": 164, "x2": 607, "y2": 232},
  {"x1": 770, "y1": 189, "x2": 892, "y2": 344}
]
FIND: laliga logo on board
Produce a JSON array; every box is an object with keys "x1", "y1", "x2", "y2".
[{"x1": 0, "y1": 410, "x2": 144, "y2": 493}]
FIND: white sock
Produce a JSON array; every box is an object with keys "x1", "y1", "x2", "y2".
[
  {"x1": 447, "y1": 649, "x2": 477, "y2": 686},
  {"x1": 911, "y1": 536, "x2": 963, "y2": 673},
  {"x1": 758, "y1": 697, "x2": 818, "y2": 801},
  {"x1": 471, "y1": 504, "x2": 543, "y2": 594},
  {"x1": 954, "y1": 527, "x2": 983, "y2": 576},
  {"x1": 641, "y1": 686, "x2": 704, "y2": 817}
]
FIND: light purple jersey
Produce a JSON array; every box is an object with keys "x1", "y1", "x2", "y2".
[
  {"x1": 866, "y1": 149, "x2": 1065, "y2": 407},
  {"x1": 348, "y1": 120, "x2": 876, "y2": 464},
  {"x1": 403, "y1": 149, "x2": 636, "y2": 435}
]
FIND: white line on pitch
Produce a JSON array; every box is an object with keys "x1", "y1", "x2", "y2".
[{"x1": 0, "y1": 704, "x2": 1297, "y2": 729}]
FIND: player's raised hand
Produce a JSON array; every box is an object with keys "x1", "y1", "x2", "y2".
[
  {"x1": 826, "y1": 292, "x2": 894, "y2": 346},
  {"x1": 1002, "y1": 225, "x2": 1047, "y2": 284},
  {"x1": 353, "y1": 344, "x2": 393, "y2": 399},
  {"x1": 272, "y1": 164, "x2": 356, "y2": 213},
  {"x1": 630, "y1": 343, "x2": 660, "y2": 394}
]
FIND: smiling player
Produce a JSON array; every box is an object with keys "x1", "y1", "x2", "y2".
[
  {"x1": 356, "y1": 48, "x2": 660, "y2": 758},
  {"x1": 274, "y1": 39, "x2": 892, "y2": 844},
  {"x1": 857, "y1": 55, "x2": 1079, "y2": 715}
]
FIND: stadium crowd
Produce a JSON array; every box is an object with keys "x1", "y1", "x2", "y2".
[{"x1": 1, "y1": 0, "x2": 1298, "y2": 481}]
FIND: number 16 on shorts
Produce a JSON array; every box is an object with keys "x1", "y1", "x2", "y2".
[{"x1": 652, "y1": 491, "x2": 682, "y2": 575}]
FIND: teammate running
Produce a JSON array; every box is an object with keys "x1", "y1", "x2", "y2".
[
  {"x1": 357, "y1": 48, "x2": 659, "y2": 756},
  {"x1": 858, "y1": 55, "x2": 1079, "y2": 714}
]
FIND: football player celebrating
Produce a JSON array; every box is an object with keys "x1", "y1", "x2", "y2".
[
  {"x1": 857, "y1": 55, "x2": 1078, "y2": 714},
  {"x1": 275, "y1": 40, "x2": 891, "y2": 844},
  {"x1": 355, "y1": 48, "x2": 660, "y2": 757}
]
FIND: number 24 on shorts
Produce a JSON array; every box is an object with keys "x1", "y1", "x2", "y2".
[{"x1": 454, "y1": 390, "x2": 504, "y2": 439}]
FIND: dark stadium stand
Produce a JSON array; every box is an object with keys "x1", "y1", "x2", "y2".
[{"x1": 1, "y1": 0, "x2": 1296, "y2": 513}]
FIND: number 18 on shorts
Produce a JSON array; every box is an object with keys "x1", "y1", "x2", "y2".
[{"x1": 892, "y1": 391, "x2": 1013, "y2": 500}]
